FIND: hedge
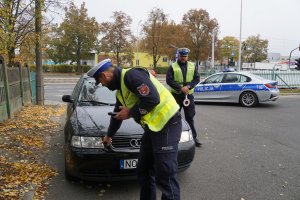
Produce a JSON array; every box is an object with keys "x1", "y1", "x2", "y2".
[
  {"x1": 30, "y1": 64, "x2": 92, "y2": 73},
  {"x1": 29, "y1": 64, "x2": 169, "y2": 74}
]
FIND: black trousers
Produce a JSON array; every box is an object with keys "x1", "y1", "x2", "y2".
[
  {"x1": 172, "y1": 93, "x2": 198, "y2": 139},
  {"x1": 137, "y1": 113, "x2": 182, "y2": 200}
]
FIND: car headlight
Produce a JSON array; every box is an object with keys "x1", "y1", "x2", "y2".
[
  {"x1": 71, "y1": 136, "x2": 104, "y2": 148},
  {"x1": 179, "y1": 130, "x2": 193, "y2": 143}
]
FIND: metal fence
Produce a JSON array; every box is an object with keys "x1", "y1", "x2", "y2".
[
  {"x1": 247, "y1": 70, "x2": 300, "y2": 88},
  {"x1": 0, "y1": 56, "x2": 34, "y2": 122},
  {"x1": 200, "y1": 68, "x2": 300, "y2": 88}
]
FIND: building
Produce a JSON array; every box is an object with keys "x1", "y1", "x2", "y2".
[{"x1": 267, "y1": 53, "x2": 281, "y2": 62}]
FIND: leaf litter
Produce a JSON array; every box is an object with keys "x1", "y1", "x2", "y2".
[{"x1": 0, "y1": 105, "x2": 65, "y2": 199}]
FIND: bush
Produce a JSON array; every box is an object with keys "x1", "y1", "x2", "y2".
[
  {"x1": 154, "y1": 66, "x2": 168, "y2": 74},
  {"x1": 29, "y1": 64, "x2": 91, "y2": 73}
]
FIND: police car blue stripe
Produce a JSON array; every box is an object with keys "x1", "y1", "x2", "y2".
[{"x1": 194, "y1": 83, "x2": 270, "y2": 93}]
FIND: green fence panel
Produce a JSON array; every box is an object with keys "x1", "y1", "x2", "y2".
[
  {"x1": 0, "y1": 60, "x2": 8, "y2": 122},
  {"x1": 249, "y1": 70, "x2": 300, "y2": 88},
  {"x1": 7, "y1": 67, "x2": 22, "y2": 115},
  {"x1": 30, "y1": 72, "x2": 36, "y2": 103}
]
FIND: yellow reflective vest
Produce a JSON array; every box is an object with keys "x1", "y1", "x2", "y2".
[
  {"x1": 116, "y1": 68, "x2": 179, "y2": 132},
  {"x1": 170, "y1": 62, "x2": 195, "y2": 94}
]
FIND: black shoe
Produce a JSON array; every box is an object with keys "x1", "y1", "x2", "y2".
[{"x1": 194, "y1": 138, "x2": 202, "y2": 147}]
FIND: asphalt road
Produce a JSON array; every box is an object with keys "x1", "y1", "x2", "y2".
[{"x1": 44, "y1": 81, "x2": 300, "y2": 200}]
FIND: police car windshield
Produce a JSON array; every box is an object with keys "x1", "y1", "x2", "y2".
[{"x1": 78, "y1": 78, "x2": 116, "y2": 105}]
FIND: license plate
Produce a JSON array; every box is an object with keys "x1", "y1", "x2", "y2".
[{"x1": 120, "y1": 159, "x2": 138, "y2": 169}]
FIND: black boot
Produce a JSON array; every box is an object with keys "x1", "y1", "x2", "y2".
[{"x1": 194, "y1": 138, "x2": 202, "y2": 147}]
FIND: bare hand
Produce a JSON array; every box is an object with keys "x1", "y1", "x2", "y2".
[
  {"x1": 181, "y1": 86, "x2": 189, "y2": 95},
  {"x1": 102, "y1": 136, "x2": 112, "y2": 146},
  {"x1": 115, "y1": 106, "x2": 130, "y2": 120}
]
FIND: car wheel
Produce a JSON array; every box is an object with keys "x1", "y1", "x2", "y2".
[
  {"x1": 239, "y1": 91, "x2": 258, "y2": 107},
  {"x1": 64, "y1": 157, "x2": 78, "y2": 181}
]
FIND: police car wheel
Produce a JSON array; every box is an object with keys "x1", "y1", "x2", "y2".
[{"x1": 239, "y1": 91, "x2": 258, "y2": 107}]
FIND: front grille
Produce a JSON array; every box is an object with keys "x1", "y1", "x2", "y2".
[
  {"x1": 111, "y1": 135, "x2": 142, "y2": 149},
  {"x1": 80, "y1": 168, "x2": 137, "y2": 177}
]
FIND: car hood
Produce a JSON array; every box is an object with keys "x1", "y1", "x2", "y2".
[
  {"x1": 74, "y1": 106, "x2": 143, "y2": 136},
  {"x1": 74, "y1": 106, "x2": 189, "y2": 136}
]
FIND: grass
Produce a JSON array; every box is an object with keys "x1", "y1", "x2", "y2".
[{"x1": 279, "y1": 88, "x2": 300, "y2": 94}]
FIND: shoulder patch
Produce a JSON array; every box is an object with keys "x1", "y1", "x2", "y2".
[{"x1": 137, "y1": 83, "x2": 150, "y2": 96}]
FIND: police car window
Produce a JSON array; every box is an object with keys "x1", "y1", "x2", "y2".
[
  {"x1": 224, "y1": 74, "x2": 239, "y2": 83},
  {"x1": 240, "y1": 75, "x2": 251, "y2": 82},
  {"x1": 204, "y1": 74, "x2": 224, "y2": 84}
]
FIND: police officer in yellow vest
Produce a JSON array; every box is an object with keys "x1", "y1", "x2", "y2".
[
  {"x1": 166, "y1": 48, "x2": 201, "y2": 147},
  {"x1": 87, "y1": 59, "x2": 182, "y2": 200}
]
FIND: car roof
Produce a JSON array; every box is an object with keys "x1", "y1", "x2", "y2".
[{"x1": 205, "y1": 71, "x2": 273, "y2": 83}]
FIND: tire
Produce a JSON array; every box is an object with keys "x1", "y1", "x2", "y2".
[
  {"x1": 64, "y1": 154, "x2": 78, "y2": 181},
  {"x1": 239, "y1": 91, "x2": 258, "y2": 107}
]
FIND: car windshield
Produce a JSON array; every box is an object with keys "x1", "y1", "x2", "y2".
[{"x1": 78, "y1": 78, "x2": 116, "y2": 106}]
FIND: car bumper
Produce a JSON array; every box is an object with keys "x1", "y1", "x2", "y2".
[
  {"x1": 65, "y1": 141, "x2": 195, "y2": 181},
  {"x1": 258, "y1": 89, "x2": 280, "y2": 102}
]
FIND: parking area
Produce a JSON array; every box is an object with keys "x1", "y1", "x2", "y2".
[{"x1": 46, "y1": 95, "x2": 300, "y2": 200}]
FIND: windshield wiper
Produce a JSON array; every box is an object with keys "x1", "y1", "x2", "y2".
[{"x1": 79, "y1": 100, "x2": 115, "y2": 106}]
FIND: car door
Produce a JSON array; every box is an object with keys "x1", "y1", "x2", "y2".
[
  {"x1": 219, "y1": 73, "x2": 249, "y2": 102},
  {"x1": 194, "y1": 74, "x2": 225, "y2": 101}
]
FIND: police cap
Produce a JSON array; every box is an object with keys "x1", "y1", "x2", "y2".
[
  {"x1": 87, "y1": 59, "x2": 112, "y2": 78},
  {"x1": 178, "y1": 48, "x2": 190, "y2": 56}
]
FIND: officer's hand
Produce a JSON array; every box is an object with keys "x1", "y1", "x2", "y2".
[
  {"x1": 181, "y1": 86, "x2": 189, "y2": 95},
  {"x1": 115, "y1": 106, "x2": 130, "y2": 120},
  {"x1": 102, "y1": 136, "x2": 112, "y2": 146}
]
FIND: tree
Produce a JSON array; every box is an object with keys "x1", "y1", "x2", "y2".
[
  {"x1": 0, "y1": 0, "x2": 35, "y2": 66},
  {"x1": 181, "y1": 9, "x2": 219, "y2": 67},
  {"x1": 48, "y1": 2, "x2": 99, "y2": 73},
  {"x1": 242, "y1": 35, "x2": 268, "y2": 63},
  {"x1": 219, "y1": 36, "x2": 240, "y2": 66},
  {"x1": 142, "y1": 7, "x2": 168, "y2": 69},
  {"x1": 100, "y1": 11, "x2": 134, "y2": 67}
]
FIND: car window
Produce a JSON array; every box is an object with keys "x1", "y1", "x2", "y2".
[
  {"x1": 223, "y1": 74, "x2": 251, "y2": 83},
  {"x1": 72, "y1": 76, "x2": 84, "y2": 99},
  {"x1": 204, "y1": 74, "x2": 224, "y2": 84},
  {"x1": 224, "y1": 74, "x2": 239, "y2": 83},
  {"x1": 240, "y1": 75, "x2": 251, "y2": 82},
  {"x1": 78, "y1": 78, "x2": 116, "y2": 104}
]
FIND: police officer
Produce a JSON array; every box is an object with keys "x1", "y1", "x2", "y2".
[
  {"x1": 87, "y1": 59, "x2": 182, "y2": 200},
  {"x1": 166, "y1": 48, "x2": 201, "y2": 147}
]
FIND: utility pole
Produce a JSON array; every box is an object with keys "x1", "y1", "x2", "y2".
[
  {"x1": 238, "y1": 0, "x2": 243, "y2": 71},
  {"x1": 136, "y1": 20, "x2": 142, "y2": 66},
  {"x1": 35, "y1": 0, "x2": 44, "y2": 105},
  {"x1": 211, "y1": 28, "x2": 216, "y2": 69}
]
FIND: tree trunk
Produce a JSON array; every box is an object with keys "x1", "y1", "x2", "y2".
[
  {"x1": 7, "y1": 47, "x2": 15, "y2": 67},
  {"x1": 35, "y1": 0, "x2": 44, "y2": 105}
]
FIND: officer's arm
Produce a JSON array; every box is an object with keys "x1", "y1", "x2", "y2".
[
  {"x1": 124, "y1": 69, "x2": 160, "y2": 122},
  {"x1": 166, "y1": 65, "x2": 182, "y2": 93},
  {"x1": 188, "y1": 64, "x2": 200, "y2": 89},
  {"x1": 106, "y1": 98, "x2": 123, "y2": 137}
]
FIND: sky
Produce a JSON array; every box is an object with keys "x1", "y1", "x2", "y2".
[{"x1": 67, "y1": 0, "x2": 300, "y2": 57}]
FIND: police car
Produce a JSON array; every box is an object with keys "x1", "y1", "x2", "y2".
[{"x1": 194, "y1": 71, "x2": 279, "y2": 107}]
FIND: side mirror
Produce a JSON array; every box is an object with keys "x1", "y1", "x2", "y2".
[{"x1": 62, "y1": 95, "x2": 74, "y2": 103}]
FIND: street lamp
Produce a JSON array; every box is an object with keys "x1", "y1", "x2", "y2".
[
  {"x1": 136, "y1": 20, "x2": 142, "y2": 66},
  {"x1": 238, "y1": 0, "x2": 243, "y2": 71}
]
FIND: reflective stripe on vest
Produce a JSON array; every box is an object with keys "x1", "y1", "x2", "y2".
[
  {"x1": 171, "y1": 62, "x2": 195, "y2": 94},
  {"x1": 116, "y1": 68, "x2": 179, "y2": 132}
]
